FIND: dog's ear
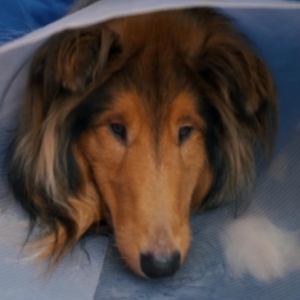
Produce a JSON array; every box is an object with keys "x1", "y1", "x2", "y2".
[
  {"x1": 194, "y1": 10, "x2": 278, "y2": 210},
  {"x1": 7, "y1": 26, "x2": 119, "y2": 266},
  {"x1": 30, "y1": 25, "x2": 119, "y2": 110}
]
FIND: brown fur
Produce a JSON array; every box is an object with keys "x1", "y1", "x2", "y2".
[{"x1": 8, "y1": 8, "x2": 277, "y2": 277}]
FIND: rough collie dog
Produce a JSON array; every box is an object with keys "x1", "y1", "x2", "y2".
[{"x1": 7, "y1": 8, "x2": 277, "y2": 279}]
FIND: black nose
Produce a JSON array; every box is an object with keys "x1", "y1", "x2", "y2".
[{"x1": 140, "y1": 251, "x2": 181, "y2": 279}]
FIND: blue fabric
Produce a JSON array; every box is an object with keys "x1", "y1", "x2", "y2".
[{"x1": 0, "y1": 0, "x2": 75, "y2": 45}]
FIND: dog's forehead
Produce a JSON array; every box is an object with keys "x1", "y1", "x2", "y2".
[
  {"x1": 105, "y1": 40, "x2": 200, "y2": 121},
  {"x1": 105, "y1": 10, "x2": 204, "y2": 60},
  {"x1": 95, "y1": 10, "x2": 206, "y2": 133},
  {"x1": 108, "y1": 88, "x2": 201, "y2": 129}
]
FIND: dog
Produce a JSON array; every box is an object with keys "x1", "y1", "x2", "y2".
[{"x1": 7, "y1": 7, "x2": 277, "y2": 279}]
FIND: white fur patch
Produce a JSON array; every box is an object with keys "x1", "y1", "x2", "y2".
[{"x1": 222, "y1": 216, "x2": 300, "y2": 282}]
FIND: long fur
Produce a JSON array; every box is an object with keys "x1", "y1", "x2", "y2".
[
  {"x1": 222, "y1": 215, "x2": 300, "y2": 282},
  {"x1": 7, "y1": 8, "x2": 277, "y2": 275}
]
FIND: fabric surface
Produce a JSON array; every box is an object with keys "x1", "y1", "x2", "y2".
[
  {"x1": 0, "y1": 1, "x2": 299, "y2": 299},
  {"x1": 0, "y1": 0, "x2": 74, "y2": 45}
]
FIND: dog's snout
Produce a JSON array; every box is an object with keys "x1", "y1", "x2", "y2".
[{"x1": 140, "y1": 251, "x2": 181, "y2": 279}]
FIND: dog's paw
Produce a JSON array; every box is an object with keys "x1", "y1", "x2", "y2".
[{"x1": 222, "y1": 216, "x2": 300, "y2": 282}]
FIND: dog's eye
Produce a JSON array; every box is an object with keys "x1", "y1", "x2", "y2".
[
  {"x1": 109, "y1": 123, "x2": 126, "y2": 141},
  {"x1": 178, "y1": 126, "x2": 194, "y2": 143}
]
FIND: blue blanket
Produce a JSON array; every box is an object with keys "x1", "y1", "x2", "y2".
[{"x1": 0, "y1": 0, "x2": 74, "y2": 45}]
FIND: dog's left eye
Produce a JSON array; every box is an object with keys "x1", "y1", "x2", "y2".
[
  {"x1": 109, "y1": 123, "x2": 127, "y2": 141},
  {"x1": 178, "y1": 126, "x2": 194, "y2": 143}
]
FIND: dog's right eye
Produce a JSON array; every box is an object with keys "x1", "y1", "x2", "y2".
[
  {"x1": 109, "y1": 123, "x2": 127, "y2": 141},
  {"x1": 178, "y1": 126, "x2": 194, "y2": 144}
]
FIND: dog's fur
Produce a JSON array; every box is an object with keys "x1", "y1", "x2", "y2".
[{"x1": 7, "y1": 8, "x2": 277, "y2": 277}]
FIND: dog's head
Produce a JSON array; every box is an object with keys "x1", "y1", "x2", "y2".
[{"x1": 8, "y1": 9, "x2": 277, "y2": 278}]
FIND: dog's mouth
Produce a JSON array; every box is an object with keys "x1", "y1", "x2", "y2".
[
  {"x1": 88, "y1": 198, "x2": 186, "y2": 279},
  {"x1": 90, "y1": 219, "x2": 113, "y2": 237},
  {"x1": 86, "y1": 197, "x2": 114, "y2": 237},
  {"x1": 98, "y1": 197, "x2": 114, "y2": 236}
]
